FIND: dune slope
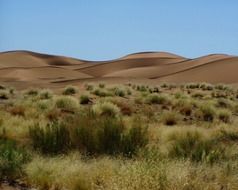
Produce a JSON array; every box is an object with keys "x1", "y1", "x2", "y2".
[{"x1": 0, "y1": 50, "x2": 238, "y2": 87}]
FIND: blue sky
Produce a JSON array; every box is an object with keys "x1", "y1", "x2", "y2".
[{"x1": 0, "y1": 0, "x2": 238, "y2": 60}]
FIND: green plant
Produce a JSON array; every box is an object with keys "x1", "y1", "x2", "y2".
[
  {"x1": 198, "y1": 104, "x2": 216, "y2": 122},
  {"x1": 218, "y1": 109, "x2": 232, "y2": 123},
  {"x1": 0, "y1": 139, "x2": 29, "y2": 180},
  {"x1": 98, "y1": 83, "x2": 105, "y2": 88},
  {"x1": 92, "y1": 102, "x2": 120, "y2": 118},
  {"x1": 39, "y1": 89, "x2": 53, "y2": 99},
  {"x1": 25, "y1": 88, "x2": 39, "y2": 96},
  {"x1": 161, "y1": 111, "x2": 180, "y2": 126},
  {"x1": 29, "y1": 122, "x2": 71, "y2": 154},
  {"x1": 84, "y1": 83, "x2": 94, "y2": 91},
  {"x1": 62, "y1": 85, "x2": 78, "y2": 95},
  {"x1": 80, "y1": 94, "x2": 91, "y2": 104},
  {"x1": 146, "y1": 94, "x2": 170, "y2": 105},
  {"x1": 55, "y1": 96, "x2": 79, "y2": 113},
  {"x1": 168, "y1": 130, "x2": 223, "y2": 163},
  {"x1": 114, "y1": 87, "x2": 126, "y2": 97},
  {"x1": 0, "y1": 90, "x2": 9, "y2": 99}
]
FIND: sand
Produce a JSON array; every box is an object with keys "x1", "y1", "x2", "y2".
[{"x1": 0, "y1": 50, "x2": 237, "y2": 89}]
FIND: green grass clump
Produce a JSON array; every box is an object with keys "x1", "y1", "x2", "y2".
[
  {"x1": 73, "y1": 113, "x2": 148, "y2": 156},
  {"x1": 39, "y1": 89, "x2": 53, "y2": 99},
  {"x1": 25, "y1": 88, "x2": 39, "y2": 96},
  {"x1": 197, "y1": 104, "x2": 216, "y2": 122},
  {"x1": 79, "y1": 94, "x2": 91, "y2": 104},
  {"x1": 168, "y1": 129, "x2": 223, "y2": 163},
  {"x1": 62, "y1": 85, "x2": 78, "y2": 95},
  {"x1": 114, "y1": 87, "x2": 126, "y2": 97},
  {"x1": 29, "y1": 122, "x2": 71, "y2": 155},
  {"x1": 146, "y1": 94, "x2": 170, "y2": 105},
  {"x1": 0, "y1": 138, "x2": 29, "y2": 180},
  {"x1": 93, "y1": 88, "x2": 111, "y2": 97},
  {"x1": 84, "y1": 83, "x2": 94, "y2": 91},
  {"x1": 98, "y1": 83, "x2": 105, "y2": 88},
  {"x1": 0, "y1": 90, "x2": 9, "y2": 99},
  {"x1": 55, "y1": 96, "x2": 79, "y2": 113},
  {"x1": 161, "y1": 111, "x2": 181, "y2": 126},
  {"x1": 218, "y1": 109, "x2": 232, "y2": 123},
  {"x1": 92, "y1": 101, "x2": 120, "y2": 118}
]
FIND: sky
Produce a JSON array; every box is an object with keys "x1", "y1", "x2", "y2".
[{"x1": 0, "y1": 0, "x2": 238, "y2": 60}]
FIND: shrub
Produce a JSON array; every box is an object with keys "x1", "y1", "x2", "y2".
[
  {"x1": 92, "y1": 102, "x2": 120, "y2": 118},
  {"x1": 112, "y1": 100, "x2": 133, "y2": 116},
  {"x1": 121, "y1": 121, "x2": 148, "y2": 156},
  {"x1": 136, "y1": 85, "x2": 147, "y2": 92},
  {"x1": 55, "y1": 96, "x2": 79, "y2": 113},
  {"x1": 80, "y1": 94, "x2": 91, "y2": 104},
  {"x1": 93, "y1": 88, "x2": 110, "y2": 97},
  {"x1": 84, "y1": 83, "x2": 94, "y2": 91},
  {"x1": 218, "y1": 109, "x2": 232, "y2": 123},
  {"x1": 168, "y1": 130, "x2": 223, "y2": 163},
  {"x1": 197, "y1": 104, "x2": 216, "y2": 122},
  {"x1": 73, "y1": 113, "x2": 148, "y2": 156},
  {"x1": 62, "y1": 85, "x2": 78, "y2": 95},
  {"x1": 25, "y1": 88, "x2": 39, "y2": 96},
  {"x1": 175, "y1": 99, "x2": 193, "y2": 116},
  {"x1": 39, "y1": 89, "x2": 53, "y2": 99},
  {"x1": 98, "y1": 83, "x2": 105, "y2": 88},
  {"x1": 161, "y1": 111, "x2": 180, "y2": 126},
  {"x1": 192, "y1": 91, "x2": 205, "y2": 99},
  {"x1": 216, "y1": 98, "x2": 231, "y2": 108},
  {"x1": 114, "y1": 87, "x2": 126, "y2": 97},
  {"x1": 29, "y1": 122, "x2": 70, "y2": 154},
  {"x1": 8, "y1": 105, "x2": 25, "y2": 116},
  {"x1": 146, "y1": 94, "x2": 170, "y2": 105},
  {"x1": 0, "y1": 90, "x2": 9, "y2": 99},
  {"x1": 0, "y1": 139, "x2": 29, "y2": 180}
]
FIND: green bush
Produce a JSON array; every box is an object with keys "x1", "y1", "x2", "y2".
[
  {"x1": 73, "y1": 112, "x2": 148, "y2": 156},
  {"x1": 25, "y1": 88, "x2": 39, "y2": 96},
  {"x1": 218, "y1": 109, "x2": 232, "y2": 123},
  {"x1": 146, "y1": 94, "x2": 170, "y2": 105},
  {"x1": 80, "y1": 94, "x2": 91, "y2": 104},
  {"x1": 92, "y1": 102, "x2": 120, "y2": 118},
  {"x1": 0, "y1": 139, "x2": 29, "y2": 180},
  {"x1": 198, "y1": 104, "x2": 216, "y2": 122},
  {"x1": 55, "y1": 96, "x2": 79, "y2": 113},
  {"x1": 29, "y1": 122, "x2": 70, "y2": 154},
  {"x1": 84, "y1": 83, "x2": 94, "y2": 91},
  {"x1": 93, "y1": 88, "x2": 110, "y2": 97},
  {"x1": 0, "y1": 90, "x2": 9, "y2": 99},
  {"x1": 98, "y1": 83, "x2": 105, "y2": 88},
  {"x1": 39, "y1": 89, "x2": 53, "y2": 99},
  {"x1": 161, "y1": 111, "x2": 180, "y2": 126},
  {"x1": 62, "y1": 85, "x2": 78, "y2": 95},
  {"x1": 168, "y1": 130, "x2": 223, "y2": 163},
  {"x1": 114, "y1": 87, "x2": 126, "y2": 97}
]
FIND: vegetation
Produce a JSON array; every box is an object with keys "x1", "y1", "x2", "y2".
[{"x1": 0, "y1": 82, "x2": 238, "y2": 189}]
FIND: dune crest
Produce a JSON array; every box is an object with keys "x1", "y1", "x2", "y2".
[{"x1": 0, "y1": 50, "x2": 238, "y2": 87}]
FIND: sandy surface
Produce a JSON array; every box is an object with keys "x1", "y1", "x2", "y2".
[{"x1": 0, "y1": 50, "x2": 238, "y2": 89}]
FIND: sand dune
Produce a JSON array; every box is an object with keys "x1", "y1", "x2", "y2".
[{"x1": 0, "y1": 50, "x2": 237, "y2": 88}]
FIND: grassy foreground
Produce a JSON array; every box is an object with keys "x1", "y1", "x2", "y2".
[{"x1": 0, "y1": 82, "x2": 238, "y2": 189}]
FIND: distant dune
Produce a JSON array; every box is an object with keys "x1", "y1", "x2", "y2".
[{"x1": 0, "y1": 50, "x2": 238, "y2": 88}]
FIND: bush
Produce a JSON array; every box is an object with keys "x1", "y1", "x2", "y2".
[
  {"x1": 84, "y1": 83, "x2": 94, "y2": 91},
  {"x1": 175, "y1": 99, "x2": 193, "y2": 116},
  {"x1": 80, "y1": 94, "x2": 91, "y2": 104},
  {"x1": 39, "y1": 89, "x2": 53, "y2": 99},
  {"x1": 114, "y1": 87, "x2": 126, "y2": 97},
  {"x1": 218, "y1": 109, "x2": 232, "y2": 123},
  {"x1": 161, "y1": 111, "x2": 180, "y2": 126},
  {"x1": 55, "y1": 96, "x2": 79, "y2": 113},
  {"x1": 92, "y1": 102, "x2": 120, "y2": 118},
  {"x1": 197, "y1": 104, "x2": 216, "y2": 122},
  {"x1": 73, "y1": 113, "x2": 148, "y2": 156},
  {"x1": 0, "y1": 90, "x2": 9, "y2": 99},
  {"x1": 25, "y1": 88, "x2": 39, "y2": 96},
  {"x1": 146, "y1": 94, "x2": 170, "y2": 105},
  {"x1": 98, "y1": 83, "x2": 105, "y2": 88},
  {"x1": 29, "y1": 122, "x2": 71, "y2": 154},
  {"x1": 93, "y1": 88, "x2": 110, "y2": 97},
  {"x1": 62, "y1": 85, "x2": 78, "y2": 95},
  {"x1": 0, "y1": 139, "x2": 29, "y2": 180},
  {"x1": 168, "y1": 130, "x2": 223, "y2": 163},
  {"x1": 8, "y1": 105, "x2": 25, "y2": 116},
  {"x1": 216, "y1": 98, "x2": 231, "y2": 108}
]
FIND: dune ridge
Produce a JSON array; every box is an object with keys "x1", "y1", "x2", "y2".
[{"x1": 0, "y1": 50, "x2": 238, "y2": 87}]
